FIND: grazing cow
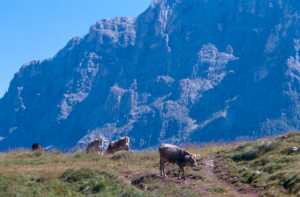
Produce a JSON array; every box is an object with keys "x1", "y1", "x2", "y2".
[
  {"x1": 86, "y1": 138, "x2": 103, "y2": 154},
  {"x1": 106, "y1": 137, "x2": 130, "y2": 154},
  {"x1": 159, "y1": 144, "x2": 197, "y2": 179},
  {"x1": 32, "y1": 143, "x2": 44, "y2": 152}
]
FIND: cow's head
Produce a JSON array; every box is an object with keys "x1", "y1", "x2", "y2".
[{"x1": 184, "y1": 154, "x2": 198, "y2": 167}]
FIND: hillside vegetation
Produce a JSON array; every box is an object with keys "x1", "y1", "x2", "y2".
[
  {"x1": 220, "y1": 132, "x2": 300, "y2": 196},
  {"x1": 1, "y1": 133, "x2": 300, "y2": 196}
]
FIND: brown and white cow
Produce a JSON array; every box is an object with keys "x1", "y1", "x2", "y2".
[
  {"x1": 159, "y1": 144, "x2": 197, "y2": 179},
  {"x1": 106, "y1": 137, "x2": 130, "y2": 154},
  {"x1": 86, "y1": 138, "x2": 103, "y2": 154}
]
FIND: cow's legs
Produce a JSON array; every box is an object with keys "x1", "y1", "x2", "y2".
[
  {"x1": 178, "y1": 166, "x2": 185, "y2": 180},
  {"x1": 160, "y1": 160, "x2": 166, "y2": 177},
  {"x1": 181, "y1": 167, "x2": 185, "y2": 180},
  {"x1": 178, "y1": 167, "x2": 181, "y2": 179}
]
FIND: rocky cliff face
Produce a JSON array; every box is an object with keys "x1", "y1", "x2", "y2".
[{"x1": 1, "y1": 0, "x2": 300, "y2": 150}]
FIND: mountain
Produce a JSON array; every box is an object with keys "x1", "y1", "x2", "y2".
[{"x1": 1, "y1": 0, "x2": 300, "y2": 150}]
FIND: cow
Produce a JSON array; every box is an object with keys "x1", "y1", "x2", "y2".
[
  {"x1": 106, "y1": 137, "x2": 130, "y2": 154},
  {"x1": 159, "y1": 144, "x2": 197, "y2": 179},
  {"x1": 86, "y1": 138, "x2": 103, "y2": 154},
  {"x1": 32, "y1": 143, "x2": 44, "y2": 152}
]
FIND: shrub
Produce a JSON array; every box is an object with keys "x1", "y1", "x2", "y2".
[
  {"x1": 231, "y1": 141, "x2": 278, "y2": 161},
  {"x1": 280, "y1": 174, "x2": 300, "y2": 194},
  {"x1": 111, "y1": 151, "x2": 132, "y2": 161}
]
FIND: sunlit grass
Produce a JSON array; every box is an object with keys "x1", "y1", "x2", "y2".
[{"x1": 221, "y1": 132, "x2": 300, "y2": 196}]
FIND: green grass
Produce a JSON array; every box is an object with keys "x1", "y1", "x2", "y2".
[
  {"x1": 0, "y1": 169, "x2": 143, "y2": 197},
  {"x1": 221, "y1": 132, "x2": 300, "y2": 196},
  {"x1": 0, "y1": 150, "x2": 208, "y2": 197},
  {"x1": 0, "y1": 151, "x2": 150, "y2": 197},
  {"x1": 3, "y1": 134, "x2": 300, "y2": 197},
  {"x1": 207, "y1": 187, "x2": 225, "y2": 194}
]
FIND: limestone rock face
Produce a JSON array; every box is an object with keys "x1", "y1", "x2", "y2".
[{"x1": 1, "y1": 0, "x2": 300, "y2": 150}]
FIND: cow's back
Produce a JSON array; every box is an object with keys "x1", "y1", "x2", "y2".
[
  {"x1": 159, "y1": 144, "x2": 184, "y2": 163},
  {"x1": 106, "y1": 137, "x2": 130, "y2": 154}
]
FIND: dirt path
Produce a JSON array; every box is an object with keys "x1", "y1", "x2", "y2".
[{"x1": 199, "y1": 156, "x2": 258, "y2": 197}]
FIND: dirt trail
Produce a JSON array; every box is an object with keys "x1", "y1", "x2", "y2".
[
  {"x1": 214, "y1": 154, "x2": 264, "y2": 196},
  {"x1": 200, "y1": 156, "x2": 258, "y2": 197}
]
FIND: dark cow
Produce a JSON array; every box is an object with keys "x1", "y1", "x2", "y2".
[
  {"x1": 32, "y1": 143, "x2": 44, "y2": 152},
  {"x1": 106, "y1": 137, "x2": 130, "y2": 154},
  {"x1": 86, "y1": 138, "x2": 103, "y2": 154},
  {"x1": 159, "y1": 144, "x2": 197, "y2": 179}
]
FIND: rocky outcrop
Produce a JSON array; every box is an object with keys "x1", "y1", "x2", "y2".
[{"x1": 1, "y1": 0, "x2": 300, "y2": 150}]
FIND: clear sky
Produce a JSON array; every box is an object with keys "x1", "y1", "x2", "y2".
[{"x1": 0, "y1": 0, "x2": 151, "y2": 98}]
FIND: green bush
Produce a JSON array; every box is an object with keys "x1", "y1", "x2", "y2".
[
  {"x1": 111, "y1": 151, "x2": 132, "y2": 161},
  {"x1": 231, "y1": 141, "x2": 278, "y2": 161},
  {"x1": 280, "y1": 174, "x2": 300, "y2": 194}
]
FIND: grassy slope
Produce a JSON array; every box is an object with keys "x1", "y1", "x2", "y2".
[
  {"x1": 221, "y1": 132, "x2": 300, "y2": 196},
  {"x1": 0, "y1": 146, "x2": 232, "y2": 197},
  {"x1": 1, "y1": 133, "x2": 300, "y2": 197},
  {"x1": 0, "y1": 151, "x2": 145, "y2": 197}
]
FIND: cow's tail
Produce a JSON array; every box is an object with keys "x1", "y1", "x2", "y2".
[{"x1": 125, "y1": 136, "x2": 130, "y2": 144}]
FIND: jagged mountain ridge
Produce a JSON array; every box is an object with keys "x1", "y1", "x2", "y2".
[{"x1": 1, "y1": 0, "x2": 300, "y2": 150}]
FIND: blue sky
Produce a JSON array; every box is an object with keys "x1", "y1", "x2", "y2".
[{"x1": 0, "y1": 0, "x2": 150, "y2": 97}]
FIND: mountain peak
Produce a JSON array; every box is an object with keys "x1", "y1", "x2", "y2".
[
  {"x1": 90, "y1": 17, "x2": 135, "y2": 32},
  {"x1": 1, "y1": 0, "x2": 300, "y2": 151},
  {"x1": 87, "y1": 17, "x2": 136, "y2": 47},
  {"x1": 151, "y1": 0, "x2": 180, "y2": 7}
]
